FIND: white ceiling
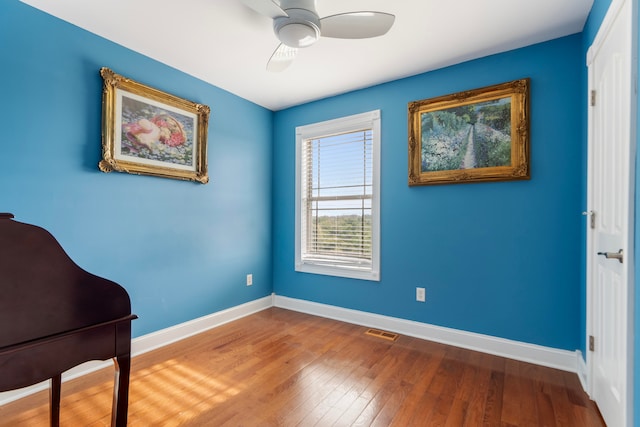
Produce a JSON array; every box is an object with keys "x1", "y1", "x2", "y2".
[{"x1": 21, "y1": 0, "x2": 593, "y2": 111}]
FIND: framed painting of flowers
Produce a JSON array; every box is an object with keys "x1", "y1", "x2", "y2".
[{"x1": 99, "y1": 67, "x2": 210, "y2": 183}]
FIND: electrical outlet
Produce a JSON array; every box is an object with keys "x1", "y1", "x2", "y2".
[
  {"x1": 416, "y1": 287, "x2": 426, "y2": 302},
  {"x1": 246, "y1": 274, "x2": 253, "y2": 286}
]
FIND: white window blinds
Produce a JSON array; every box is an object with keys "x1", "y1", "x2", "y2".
[
  {"x1": 302, "y1": 130, "x2": 373, "y2": 263},
  {"x1": 295, "y1": 110, "x2": 380, "y2": 281}
]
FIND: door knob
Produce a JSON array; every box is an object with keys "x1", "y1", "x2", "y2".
[{"x1": 597, "y1": 249, "x2": 623, "y2": 263}]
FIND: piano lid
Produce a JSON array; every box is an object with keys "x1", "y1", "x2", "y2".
[{"x1": 0, "y1": 214, "x2": 133, "y2": 348}]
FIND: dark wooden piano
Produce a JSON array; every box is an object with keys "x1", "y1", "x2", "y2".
[{"x1": 0, "y1": 213, "x2": 137, "y2": 426}]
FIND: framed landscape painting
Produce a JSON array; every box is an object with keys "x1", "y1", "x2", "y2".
[
  {"x1": 408, "y1": 78, "x2": 530, "y2": 186},
  {"x1": 99, "y1": 67, "x2": 210, "y2": 183}
]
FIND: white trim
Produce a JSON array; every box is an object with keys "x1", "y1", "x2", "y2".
[
  {"x1": 273, "y1": 295, "x2": 581, "y2": 374},
  {"x1": 294, "y1": 110, "x2": 381, "y2": 282},
  {"x1": 0, "y1": 293, "x2": 586, "y2": 407},
  {"x1": 131, "y1": 296, "x2": 273, "y2": 357},
  {"x1": 0, "y1": 295, "x2": 273, "y2": 406},
  {"x1": 586, "y1": 0, "x2": 626, "y2": 66},
  {"x1": 576, "y1": 350, "x2": 589, "y2": 393},
  {"x1": 585, "y1": 0, "x2": 637, "y2": 425}
]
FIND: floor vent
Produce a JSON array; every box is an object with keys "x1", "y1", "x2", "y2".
[{"x1": 365, "y1": 328, "x2": 399, "y2": 341}]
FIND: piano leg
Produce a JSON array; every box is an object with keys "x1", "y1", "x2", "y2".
[
  {"x1": 111, "y1": 354, "x2": 132, "y2": 427},
  {"x1": 49, "y1": 374, "x2": 61, "y2": 427}
]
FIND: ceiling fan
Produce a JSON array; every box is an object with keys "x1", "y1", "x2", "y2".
[{"x1": 241, "y1": 0, "x2": 395, "y2": 72}]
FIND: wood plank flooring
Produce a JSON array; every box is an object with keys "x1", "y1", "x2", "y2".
[{"x1": 0, "y1": 308, "x2": 604, "y2": 426}]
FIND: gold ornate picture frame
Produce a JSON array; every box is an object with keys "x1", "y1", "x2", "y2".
[
  {"x1": 408, "y1": 78, "x2": 529, "y2": 186},
  {"x1": 99, "y1": 67, "x2": 210, "y2": 183}
]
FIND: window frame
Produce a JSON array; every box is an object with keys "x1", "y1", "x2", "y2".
[{"x1": 294, "y1": 110, "x2": 381, "y2": 281}]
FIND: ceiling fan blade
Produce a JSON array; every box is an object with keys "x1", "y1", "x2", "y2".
[
  {"x1": 267, "y1": 44, "x2": 298, "y2": 72},
  {"x1": 241, "y1": 0, "x2": 288, "y2": 19},
  {"x1": 320, "y1": 12, "x2": 395, "y2": 39}
]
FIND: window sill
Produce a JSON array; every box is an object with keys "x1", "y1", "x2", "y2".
[{"x1": 295, "y1": 262, "x2": 379, "y2": 281}]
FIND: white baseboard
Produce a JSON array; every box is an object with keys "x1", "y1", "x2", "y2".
[
  {"x1": 0, "y1": 293, "x2": 585, "y2": 406},
  {"x1": 130, "y1": 295, "x2": 273, "y2": 357},
  {"x1": 0, "y1": 295, "x2": 273, "y2": 406},
  {"x1": 273, "y1": 295, "x2": 581, "y2": 375},
  {"x1": 576, "y1": 350, "x2": 589, "y2": 394}
]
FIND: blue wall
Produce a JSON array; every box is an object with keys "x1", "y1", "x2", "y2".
[
  {"x1": 636, "y1": 0, "x2": 640, "y2": 411},
  {"x1": 0, "y1": 1, "x2": 274, "y2": 337},
  {"x1": 4, "y1": 0, "x2": 629, "y2": 385},
  {"x1": 6, "y1": 0, "x2": 640, "y2": 421},
  {"x1": 272, "y1": 36, "x2": 584, "y2": 351}
]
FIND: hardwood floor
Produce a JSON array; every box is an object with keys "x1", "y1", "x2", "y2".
[{"x1": 0, "y1": 308, "x2": 604, "y2": 426}]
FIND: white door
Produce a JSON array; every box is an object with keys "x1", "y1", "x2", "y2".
[{"x1": 586, "y1": 0, "x2": 635, "y2": 425}]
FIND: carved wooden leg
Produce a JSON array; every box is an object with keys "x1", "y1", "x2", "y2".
[
  {"x1": 111, "y1": 354, "x2": 132, "y2": 427},
  {"x1": 49, "y1": 374, "x2": 61, "y2": 427}
]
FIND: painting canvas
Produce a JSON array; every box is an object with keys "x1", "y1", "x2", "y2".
[
  {"x1": 408, "y1": 79, "x2": 529, "y2": 186},
  {"x1": 119, "y1": 94, "x2": 196, "y2": 168},
  {"x1": 99, "y1": 67, "x2": 210, "y2": 183}
]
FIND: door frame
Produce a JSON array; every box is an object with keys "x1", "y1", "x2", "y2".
[{"x1": 585, "y1": 0, "x2": 637, "y2": 424}]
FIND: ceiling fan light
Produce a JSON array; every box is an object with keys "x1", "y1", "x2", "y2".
[{"x1": 278, "y1": 22, "x2": 319, "y2": 48}]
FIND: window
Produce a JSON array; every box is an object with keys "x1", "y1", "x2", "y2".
[{"x1": 295, "y1": 110, "x2": 380, "y2": 281}]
